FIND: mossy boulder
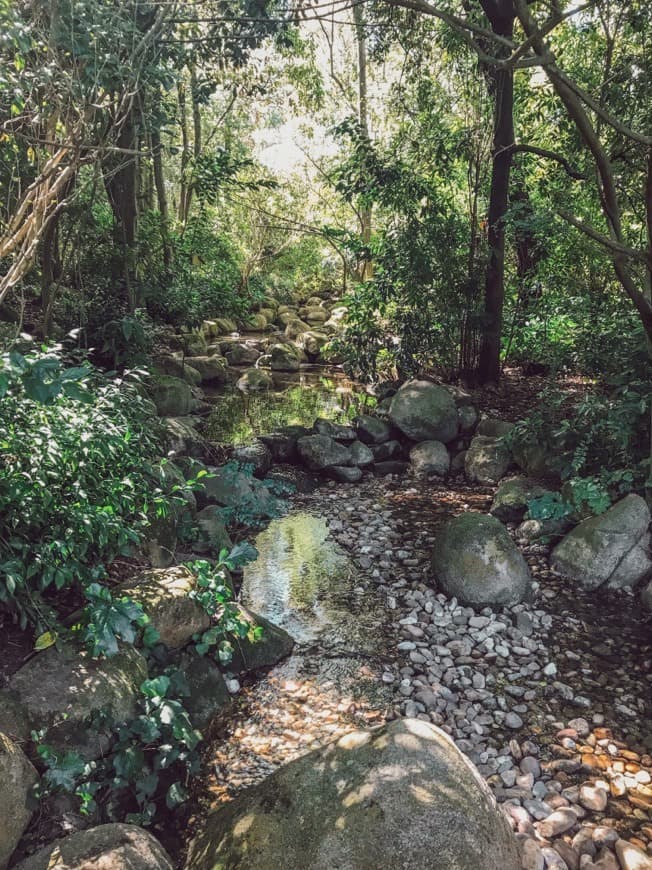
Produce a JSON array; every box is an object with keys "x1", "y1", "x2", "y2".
[
  {"x1": 150, "y1": 375, "x2": 195, "y2": 417},
  {"x1": 13, "y1": 824, "x2": 173, "y2": 870},
  {"x1": 5, "y1": 645, "x2": 148, "y2": 760},
  {"x1": 0, "y1": 732, "x2": 38, "y2": 869},
  {"x1": 119, "y1": 566, "x2": 210, "y2": 649},
  {"x1": 270, "y1": 343, "x2": 301, "y2": 372},
  {"x1": 389, "y1": 380, "x2": 458, "y2": 443},
  {"x1": 355, "y1": 414, "x2": 392, "y2": 444},
  {"x1": 195, "y1": 505, "x2": 234, "y2": 555},
  {"x1": 232, "y1": 440, "x2": 273, "y2": 477},
  {"x1": 186, "y1": 355, "x2": 228, "y2": 385},
  {"x1": 224, "y1": 343, "x2": 261, "y2": 366},
  {"x1": 185, "y1": 718, "x2": 521, "y2": 870},
  {"x1": 431, "y1": 512, "x2": 531, "y2": 607},
  {"x1": 551, "y1": 494, "x2": 652, "y2": 590}
]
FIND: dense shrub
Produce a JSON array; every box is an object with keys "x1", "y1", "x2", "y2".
[{"x1": 0, "y1": 345, "x2": 175, "y2": 631}]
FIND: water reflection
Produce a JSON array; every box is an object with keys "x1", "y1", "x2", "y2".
[
  {"x1": 203, "y1": 368, "x2": 374, "y2": 445},
  {"x1": 241, "y1": 513, "x2": 352, "y2": 642}
]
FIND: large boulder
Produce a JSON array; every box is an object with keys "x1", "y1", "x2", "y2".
[
  {"x1": 0, "y1": 732, "x2": 38, "y2": 869},
  {"x1": 550, "y1": 494, "x2": 652, "y2": 590},
  {"x1": 295, "y1": 330, "x2": 328, "y2": 358},
  {"x1": 349, "y1": 440, "x2": 374, "y2": 468},
  {"x1": 13, "y1": 824, "x2": 173, "y2": 870},
  {"x1": 476, "y1": 417, "x2": 515, "y2": 438},
  {"x1": 119, "y1": 566, "x2": 210, "y2": 650},
  {"x1": 431, "y1": 512, "x2": 531, "y2": 607},
  {"x1": 149, "y1": 375, "x2": 196, "y2": 417},
  {"x1": 186, "y1": 718, "x2": 521, "y2": 870},
  {"x1": 4, "y1": 645, "x2": 147, "y2": 759},
  {"x1": 410, "y1": 440, "x2": 450, "y2": 477},
  {"x1": 465, "y1": 435, "x2": 512, "y2": 485},
  {"x1": 389, "y1": 380, "x2": 458, "y2": 443},
  {"x1": 198, "y1": 465, "x2": 254, "y2": 509},
  {"x1": 185, "y1": 355, "x2": 228, "y2": 385},
  {"x1": 490, "y1": 476, "x2": 551, "y2": 523},
  {"x1": 297, "y1": 435, "x2": 352, "y2": 471}
]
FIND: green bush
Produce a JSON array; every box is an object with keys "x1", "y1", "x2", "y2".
[{"x1": 0, "y1": 345, "x2": 176, "y2": 631}]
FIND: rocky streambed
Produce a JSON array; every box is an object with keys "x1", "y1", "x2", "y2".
[{"x1": 185, "y1": 471, "x2": 652, "y2": 870}]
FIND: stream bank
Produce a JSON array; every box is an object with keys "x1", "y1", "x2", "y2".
[{"x1": 185, "y1": 467, "x2": 651, "y2": 869}]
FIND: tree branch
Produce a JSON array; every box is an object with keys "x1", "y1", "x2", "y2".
[{"x1": 509, "y1": 144, "x2": 587, "y2": 180}]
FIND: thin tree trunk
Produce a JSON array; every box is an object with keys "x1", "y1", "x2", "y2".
[
  {"x1": 178, "y1": 80, "x2": 190, "y2": 224},
  {"x1": 477, "y1": 1, "x2": 515, "y2": 385},
  {"x1": 104, "y1": 111, "x2": 139, "y2": 310},
  {"x1": 353, "y1": 3, "x2": 373, "y2": 281},
  {"x1": 151, "y1": 123, "x2": 171, "y2": 267}
]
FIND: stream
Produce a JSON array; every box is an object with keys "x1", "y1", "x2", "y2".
[{"x1": 181, "y1": 368, "x2": 652, "y2": 865}]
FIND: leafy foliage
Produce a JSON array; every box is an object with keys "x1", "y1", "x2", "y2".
[{"x1": 0, "y1": 345, "x2": 177, "y2": 631}]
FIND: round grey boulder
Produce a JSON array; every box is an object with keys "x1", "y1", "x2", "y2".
[
  {"x1": 431, "y1": 512, "x2": 531, "y2": 606},
  {"x1": 490, "y1": 476, "x2": 551, "y2": 523},
  {"x1": 465, "y1": 435, "x2": 512, "y2": 485},
  {"x1": 410, "y1": 440, "x2": 450, "y2": 477},
  {"x1": 185, "y1": 718, "x2": 521, "y2": 870},
  {"x1": 355, "y1": 414, "x2": 392, "y2": 444},
  {"x1": 389, "y1": 380, "x2": 458, "y2": 443}
]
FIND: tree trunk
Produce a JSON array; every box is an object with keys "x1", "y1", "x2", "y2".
[
  {"x1": 178, "y1": 80, "x2": 190, "y2": 224},
  {"x1": 353, "y1": 3, "x2": 373, "y2": 281},
  {"x1": 151, "y1": 124, "x2": 171, "y2": 267},
  {"x1": 104, "y1": 112, "x2": 139, "y2": 310},
  {"x1": 477, "y1": 1, "x2": 515, "y2": 384}
]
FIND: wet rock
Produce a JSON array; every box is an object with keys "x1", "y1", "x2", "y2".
[
  {"x1": 119, "y1": 566, "x2": 210, "y2": 650},
  {"x1": 236, "y1": 368, "x2": 273, "y2": 392},
  {"x1": 270, "y1": 343, "x2": 301, "y2": 371},
  {"x1": 265, "y1": 465, "x2": 319, "y2": 494},
  {"x1": 5, "y1": 644, "x2": 147, "y2": 760},
  {"x1": 296, "y1": 330, "x2": 329, "y2": 358},
  {"x1": 224, "y1": 343, "x2": 261, "y2": 366},
  {"x1": 297, "y1": 434, "x2": 352, "y2": 471},
  {"x1": 551, "y1": 495, "x2": 652, "y2": 590},
  {"x1": 197, "y1": 464, "x2": 255, "y2": 509},
  {"x1": 465, "y1": 435, "x2": 512, "y2": 485},
  {"x1": 233, "y1": 440, "x2": 273, "y2": 477},
  {"x1": 431, "y1": 512, "x2": 532, "y2": 607},
  {"x1": 389, "y1": 380, "x2": 459, "y2": 443},
  {"x1": 355, "y1": 414, "x2": 392, "y2": 444},
  {"x1": 186, "y1": 719, "x2": 521, "y2": 870},
  {"x1": 186, "y1": 355, "x2": 229, "y2": 385},
  {"x1": 490, "y1": 477, "x2": 551, "y2": 524},
  {"x1": 0, "y1": 732, "x2": 38, "y2": 869},
  {"x1": 410, "y1": 440, "x2": 450, "y2": 477},
  {"x1": 13, "y1": 824, "x2": 173, "y2": 870}
]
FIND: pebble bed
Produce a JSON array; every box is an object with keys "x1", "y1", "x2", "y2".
[{"x1": 192, "y1": 472, "x2": 652, "y2": 870}]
